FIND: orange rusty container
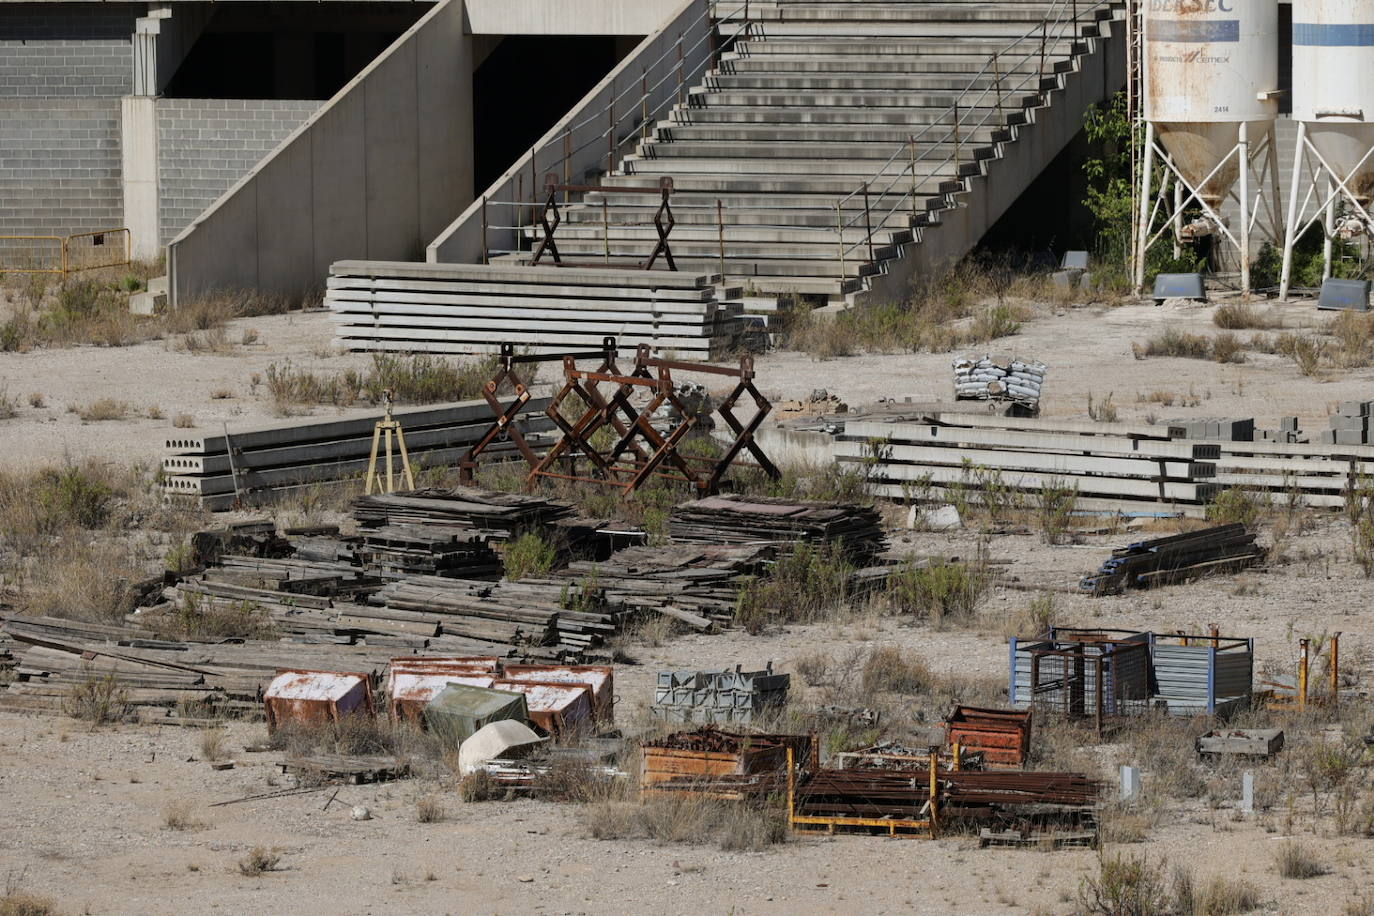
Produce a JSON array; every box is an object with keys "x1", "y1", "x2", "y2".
[
  {"x1": 502, "y1": 664, "x2": 615, "y2": 723},
  {"x1": 490, "y1": 678, "x2": 592, "y2": 737},
  {"x1": 263, "y1": 668, "x2": 374, "y2": 734},
  {"x1": 387, "y1": 656, "x2": 500, "y2": 723},
  {"x1": 946, "y1": 705, "x2": 1033, "y2": 769}
]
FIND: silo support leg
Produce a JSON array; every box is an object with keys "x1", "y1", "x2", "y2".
[
  {"x1": 1279, "y1": 121, "x2": 1308, "y2": 301},
  {"x1": 1239, "y1": 121, "x2": 1250, "y2": 298},
  {"x1": 1134, "y1": 123, "x2": 1156, "y2": 295}
]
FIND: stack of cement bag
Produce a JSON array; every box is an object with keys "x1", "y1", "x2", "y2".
[{"x1": 953, "y1": 355, "x2": 1047, "y2": 411}]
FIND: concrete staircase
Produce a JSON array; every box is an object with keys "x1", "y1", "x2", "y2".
[{"x1": 495, "y1": 0, "x2": 1124, "y2": 306}]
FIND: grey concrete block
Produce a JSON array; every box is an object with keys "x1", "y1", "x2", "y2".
[
  {"x1": 1281, "y1": 416, "x2": 1300, "y2": 433},
  {"x1": 1338, "y1": 401, "x2": 1371, "y2": 417},
  {"x1": 1335, "y1": 429, "x2": 1367, "y2": 446},
  {"x1": 1330, "y1": 414, "x2": 1369, "y2": 431}
]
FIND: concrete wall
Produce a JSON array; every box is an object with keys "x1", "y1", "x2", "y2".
[
  {"x1": 0, "y1": 4, "x2": 135, "y2": 236},
  {"x1": 157, "y1": 98, "x2": 322, "y2": 245},
  {"x1": 166, "y1": 0, "x2": 473, "y2": 305},
  {"x1": 428, "y1": 0, "x2": 708, "y2": 264},
  {"x1": 464, "y1": 0, "x2": 681, "y2": 35},
  {"x1": 860, "y1": 13, "x2": 1128, "y2": 305}
]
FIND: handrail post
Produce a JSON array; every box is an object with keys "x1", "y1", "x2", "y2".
[
  {"x1": 641, "y1": 70, "x2": 650, "y2": 142},
  {"x1": 953, "y1": 102, "x2": 961, "y2": 176},
  {"x1": 603, "y1": 198, "x2": 611, "y2": 264},
  {"x1": 909, "y1": 134, "x2": 918, "y2": 222},
  {"x1": 992, "y1": 53, "x2": 1004, "y2": 123},
  {"x1": 1073, "y1": 0, "x2": 1079, "y2": 41},
  {"x1": 835, "y1": 200, "x2": 845, "y2": 282},
  {"x1": 480, "y1": 196, "x2": 489, "y2": 265},
  {"x1": 1039, "y1": 19, "x2": 1048, "y2": 88},
  {"x1": 716, "y1": 198, "x2": 726, "y2": 282},
  {"x1": 677, "y1": 34, "x2": 685, "y2": 106},
  {"x1": 607, "y1": 95, "x2": 615, "y2": 175},
  {"x1": 563, "y1": 133, "x2": 572, "y2": 204},
  {"x1": 862, "y1": 181, "x2": 874, "y2": 263}
]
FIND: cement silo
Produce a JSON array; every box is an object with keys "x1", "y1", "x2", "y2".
[
  {"x1": 1133, "y1": 0, "x2": 1282, "y2": 296},
  {"x1": 1279, "y1": 0, "x2": 1374, "y2": 299}
]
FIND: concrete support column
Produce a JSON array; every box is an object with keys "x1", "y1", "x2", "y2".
[{"x1": 120, "y1": 96, "x2": 161, "y2": 261}]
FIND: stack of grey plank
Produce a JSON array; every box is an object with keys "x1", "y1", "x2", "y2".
[
  {"x1": 652, "y1": 665, "x2": 790, "y2": 725},
  {"x1": 667, "y1": 494, "x2": 887, "y2": 562},
  {"x1": 353, "y1": 487, "x2": 575, "y2": 541},
  {"x1": 326, "y1": 261, "x2": 746, "y2": 359},
  {"x1": 953, "y1": 355, "x2": 1046, "y2": 410},
  {"x1": 838, "y1": 413, "x2": 1222, "y2": 517},
  {"x1": 162, "y1": 398, "x2": 552, "y2": 511}
]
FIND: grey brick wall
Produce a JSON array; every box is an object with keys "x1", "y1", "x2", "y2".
[
  {"x1": 157, "y1": 98, "x2": 321, "y2": 244},
  {"x1": 0, "y1": 5, "x2": 137, "y2": 98},
  {"x1": 0, "y1": 98, "x2": 123, "y2": 236},
  {"x1": 0, "y1": 6, "x2": 135, "y2": 236}
]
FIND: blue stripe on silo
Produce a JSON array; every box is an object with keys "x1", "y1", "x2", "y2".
[
  {"x1": 1293, "y1": 22, "x2": 1374, "y2": 45},
  {"x1": 1147, "y1": 19, "x2": 1240, "y2": 42}
]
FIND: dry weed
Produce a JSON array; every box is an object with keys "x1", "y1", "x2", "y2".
[{"x1": 237, "y1": 846, "x2": 281, "y2": 877}]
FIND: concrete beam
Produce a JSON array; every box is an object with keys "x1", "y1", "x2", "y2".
[
  {"x1": 464, "y1": 0, "x2": 678, "y2": 35},
  {"x1": 120, "y1": 95, "x2": 160, "y2": 261}
]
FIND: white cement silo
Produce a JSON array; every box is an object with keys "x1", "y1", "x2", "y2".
[
  {"x1": 1280, "y1": 0, "x2": 1374, "y2": 298},
  {"x1": 1134, "y1": 0, "x2": 1282, "y2": 295}
]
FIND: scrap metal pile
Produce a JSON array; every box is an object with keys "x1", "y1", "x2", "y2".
[
  {"x1": 641, "y1": 726, "x2": 815, "y2": 799},
  {"x1": 1079, "y1": 523, "x2": 1264, "y2": 595},
  {"x1": 794, "y1": 768, "x2": 1099, "y2": 820},
  {"x1": 667, "y1": 494, "x2": 887, "y2": 562}
]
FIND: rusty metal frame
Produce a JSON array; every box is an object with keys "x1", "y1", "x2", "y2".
[
  {"x1": 786, "y1": 745, "x2": 940, "y2": 839},
  {"x1": 529, "y1": 173, "x2": 677, "y2": 270},
  {"x1": 1027, "y1": 640, "x2": 1149, "y2": 736},
  {"x1": 458, "y1": 337, "x2": 620, "y2": 483},
  {"x1": 526, "y1": 344, "x2": 779, "y2": 497},
  {"x1": 0, "y1": 228, "x2": 130, "y2": 277}
]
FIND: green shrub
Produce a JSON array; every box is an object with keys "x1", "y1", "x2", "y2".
[
  {"x1": 1206, "y1": 489, "x2": 1265, "y2": 529},
  {"x1": 734, "y1": 541, "x2": 853, "y2": 634},
  {"x1": 36, "y1": 466, "x2": 112, "y2": 529},
  {"x1": 503, "y1": 532, "x2": 556, "y2": 580},
  {"x1": 885, "y1": 558, "x2": 989, "y2": 625}
]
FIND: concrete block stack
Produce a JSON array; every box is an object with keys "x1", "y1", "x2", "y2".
[
  {"x1": 1257, "y1": 417, "x2": 1305, "y2": 444},
  {"x1": 652, "y1": 665, "x2": 790, "y2": 725},
  {"x1": 1319, "y1": 402, "x2": 1374, "y2": 445},
  {"x1": 1166, "y1": 418, "x2": 1255, "y2": 442}
]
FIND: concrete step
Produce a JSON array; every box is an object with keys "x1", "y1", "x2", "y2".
[
  {"x1": 521, "y1": 223, "x2": 911, "y2": 245},
  {"x1": 622, "y1": 156, "x2": 972, "y2": 178},
  {"x1": 652, "y1": 123, "x2": 1007, "y2": 144},
  {"x1": 689, "y1": 90, "x2": 1047, "y2": 108},
  {"x1": 500, "y1": 248, "x2": 878, "y2": 278},
  {"x1": 700, "y1": 72, "x2": 1054, "y2": 91},
  {"x1": 561, "y1": 207, "x2": 913, "y2": 230},
  {"x1": 579, "y1": 190, "x2": 922, "y2": 213},
  {"x1": 635, "y1": 140, "x2": 996, "y2": 163},
  {"x1": 600, "y1": 172, "x2": 959, "y2": 196},
  {"x1": 671, "y1": 105, "x2": 1030, "y2": 126},
  {"x1": 740, "y1": 5, "x2": 1078, "y2": 22},
  {"x1": 743, "y1": 20, "x2": 1083, "y2": 37},
  {"x1": 724, "y1": 37, "x2": 1081, "y2": 56},
  {"x1": 717, "y1": 53, "x2": 1049, "y2": 74}
]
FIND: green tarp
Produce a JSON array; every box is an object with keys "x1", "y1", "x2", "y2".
[{"x1": 423, "y1": 683, "x2": 529, "y2": 749}]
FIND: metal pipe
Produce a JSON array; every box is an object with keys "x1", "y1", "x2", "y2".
[
  {"x1": 1239, "y1": 120, "x2": 1251, "y2": 297},
  {"x1": 927, "y1": 747, "x2": 939, "y2": 837}
]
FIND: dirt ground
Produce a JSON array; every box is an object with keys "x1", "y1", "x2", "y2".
[
  {"x1": 6, "y1": 298, "x2": 1374, "y2": 914},
  {"x1": 0, "y1": 294, "x2": 1367, "y2": 469}
]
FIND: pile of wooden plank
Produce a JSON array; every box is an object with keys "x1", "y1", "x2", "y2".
[
  {"x1": 163, "y1": 399, "x2": 552, "y2": 511},
  {"x1": 536, "y1": 543, "x2": 777, "y2": 631},
  {"x1": 353, "y1": 487, "x2": 575, "y2": 540},
  {"x1": 838, "y1": 413, "x2": 1224, "y2": 517},
  {"x1": 668, "y1": 495, "x2": 887, "y2": 562},
  {"x1": 0, "y1": 614, "x2": 397, "y2": 721},
  {"x1": 1078, "y1": 524, "x2": 1264, "y2": 595},
  {"x1": 364, "y1": 576, "x2": 625, "y2": 656},
  {"x1": 356, "y1": 525, "x2": 503, "y2": 580},
  {"x1": 326, "y1": 261, "x2": 746, "y2": 359}
]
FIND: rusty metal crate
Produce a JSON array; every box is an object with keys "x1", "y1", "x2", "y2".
[{"x1": 946, "y1": 705, "x2": 1033, "y2": 769}]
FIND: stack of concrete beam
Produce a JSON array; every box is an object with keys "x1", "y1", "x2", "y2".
[
  {"x1": 652, "y1": 665, "x2": 790, "y2": 725},
  {"x1": 837, "y1": 413, "x2": 1222, "y2": 516},
  {"x1": 162, "y1": 399, "x2": 552, "y2": 511},
  {"x1": 1318, "y1": 402, "x2": 1374, "y2": 445},
  {"x1": 326, "y1": 261, "x2": 745, "y2": 359}
]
